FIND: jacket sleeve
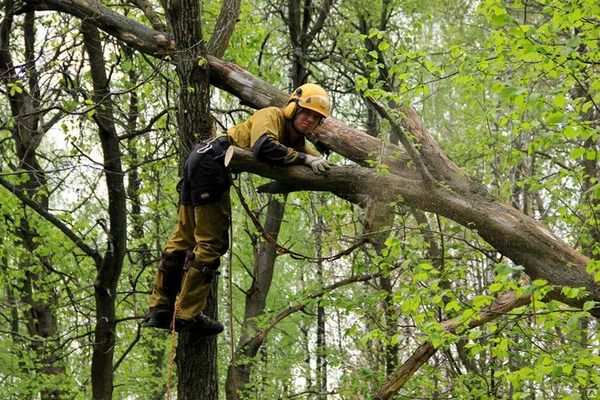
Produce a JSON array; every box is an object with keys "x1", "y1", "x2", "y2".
[{"x1": 249, "y1": 109, "x2": 306, "y2": 165}]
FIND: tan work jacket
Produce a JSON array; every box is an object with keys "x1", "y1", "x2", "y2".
[{"x1": 227, "y1": 107, "x2": 320, "y2": 164}]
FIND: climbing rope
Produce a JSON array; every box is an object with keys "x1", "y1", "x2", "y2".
[{"x1": 232, "y1": 180, "x2": 365, "y2": 262}]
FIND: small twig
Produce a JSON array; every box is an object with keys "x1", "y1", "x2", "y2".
[{"x1": 367, "y1": 96, "x2": 437, "y2": 184}]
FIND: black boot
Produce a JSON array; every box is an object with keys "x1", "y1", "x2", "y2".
[
  {"x1": 172, "y1": 312, "x2": 224, "y2": 336},
  {"x1": 143, "y1": 308, "x2": 173, "y2": 330}
]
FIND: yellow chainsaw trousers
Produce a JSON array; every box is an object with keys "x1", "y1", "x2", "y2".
[{"x1": 149, "y1": 189, "x2": 231, "y2": 320}]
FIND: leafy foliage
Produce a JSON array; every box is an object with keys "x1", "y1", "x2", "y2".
[{"x1": 0, "y1": 0, "x2": 599, "y2": 399}]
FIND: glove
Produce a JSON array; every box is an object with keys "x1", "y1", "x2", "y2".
[{"x1": 304, "y1": 154, "x2": 333, "y2": 174}]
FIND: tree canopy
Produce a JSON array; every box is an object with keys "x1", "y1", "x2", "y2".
[{"x1": 1, "y1": 0, "x2": 599, "y2": 399}]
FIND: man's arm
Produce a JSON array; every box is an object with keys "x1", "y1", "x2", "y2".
[{"x1": 251, "y1": 134, "x2": 306, "y2": 165}]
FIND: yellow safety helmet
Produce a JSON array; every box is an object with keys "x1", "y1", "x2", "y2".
[{"x1": 283, "y1": 83, "x2": 330, "y2": 121}]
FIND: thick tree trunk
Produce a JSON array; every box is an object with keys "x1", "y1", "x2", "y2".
[
  {"x1": 285, "y1": 0, "x2": 333, "y2": 85},
  {"x1": 159, "y1": 0, "x2": 221, "y2": 397}
]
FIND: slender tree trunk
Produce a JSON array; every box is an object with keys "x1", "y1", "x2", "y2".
[
  {"x1": 571, "y1": 53, "x2": 598, "y2": 400},
  {"x1": 226, "y1": 0, "x2": 330, "y2": 392},
  {"x1": 312, "y1": 197, "x2": 328, "y2": 399},
  {"x1": 1, "y1": 6, "x2": 65, "y2": 398},
  {"x1": 82, "y1": 21, "x2": 128, "y2": 400},
  {"x1": 122, "y1": 46, "x2": 169, "y2": 400},
  {"x1": 226, "y1": 194, "x2": 287, "y2": 399},
  {"x1": 287, "y1": 0, "x2": 308, "y2": 85},
  {"x1": 363, "y1": 199, "x2": 398, "y2": 376}
]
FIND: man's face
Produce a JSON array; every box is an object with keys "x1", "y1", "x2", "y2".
[{"x1": 292, "y1": 107, "x2": 323, "y2": 135}]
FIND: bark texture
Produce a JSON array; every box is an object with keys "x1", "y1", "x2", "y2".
[{"x1": 160, "y1": 0, "x2": 219, "y2": 397}]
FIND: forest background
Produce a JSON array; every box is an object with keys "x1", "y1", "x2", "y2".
[{"x1": 1, "y1": 0, "x2": 599, "y2": 399}]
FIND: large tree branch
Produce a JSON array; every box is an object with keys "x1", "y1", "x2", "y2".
[
  {"x1": 207, "y1": 0, "x2": 241, "y2": 58},
  {"x1": 25, "y1": 0, "x2": 600, "y2": 311},
  {"x1": 25, "y1": 0, "x2": 175, "y2": 56},
  {"x1": 226, "y1": 146, "x2": 599, "y2": 314}
]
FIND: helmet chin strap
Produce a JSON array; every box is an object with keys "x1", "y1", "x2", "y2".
[
  {"x1": 291, "y1": 101, "x2": 300, "y2": 119},
  {"x1": 289, "y1": 104, "x2": 304, "y2": 134}
]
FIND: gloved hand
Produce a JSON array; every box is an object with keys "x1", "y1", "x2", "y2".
[{"x1": 305, "y1": 154, "x2": 333, "y2": 174}]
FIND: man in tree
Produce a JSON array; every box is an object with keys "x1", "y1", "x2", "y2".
[{"x1": 144, "y1": 83, "x2": 333, "y2": 335}]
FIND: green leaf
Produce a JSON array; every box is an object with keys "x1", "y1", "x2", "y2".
[
  {"x1": 445, "y1": 300, "x2": 462, "y2": 312},
  {"x1": 547, "y1": 111, "x2": 567, "y2": 124},
  {"x1": 562, "y1": 363, "x2": 574, "y2": 375},
  {"x1": 532, "y1": 279, "x2": 548, "y2": 287},
  {"x1": 491, "y1": 13, "x2": 507, "y2": 26},
  {"x1": 566, "y1": 36, "x2": 581, "y2": 48},
  {"x1": 563, "y1": 125, "x2": 579, "y2": 139},
  {"x1": 8, "y1": 82, "x2": 23, "y2": 96},
  {"x1": 552, "y1": 94, "x2": 566, "y2": 108},
  {"x1": 378, "y1": 41, "x2": 390, "y2": 51},
  {"x1": 569, "y1": 147, "x2": 586, "y2": 160},
  {"x1": 429, "y1": 331, "x2": 442, "y2": 348},
  {"x1": 489, "y1": 282, "x2": 503, "y2": 292},
  {"x1": 469, "y1": 329, "x2": 483, "y2": 340}
]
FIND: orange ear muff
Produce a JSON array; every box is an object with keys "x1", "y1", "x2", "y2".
[{"x1": 284, "y1": 101, "x2": 297, "y2": 119}]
